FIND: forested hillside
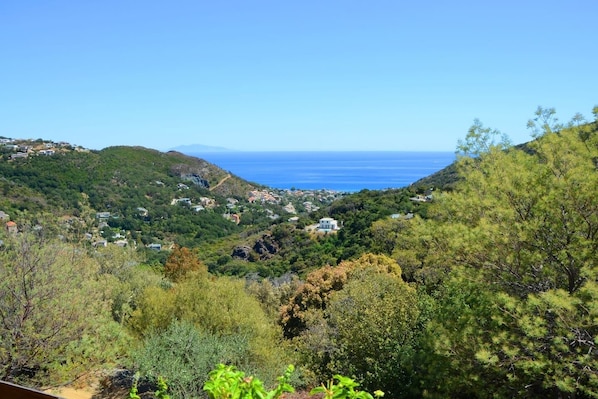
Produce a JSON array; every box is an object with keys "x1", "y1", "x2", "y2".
[
  {"x1": 1, "y1": 107, "x2": 597, "y2": 399},
  {"x1": 0, "y1": 145, "x2": 259, "y2": 245}
]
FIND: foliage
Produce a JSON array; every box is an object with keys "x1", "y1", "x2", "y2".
[
  {"x1": 526, "y1": 106, "x2": 563, "y2": 138},
  {"x1": 203, "y1": 364, "x2": 383, "y2": 399},
  {"x1": 413, "y1": 109, "x2": 598, "y2": 397},
  {"x1": 203, "y1": 363, "x2": 294, "y2": 399},
  {"x1": 487, "y1": 285, "x2": 598, "y2": 397},
  {"x1": 324, "y1": 271, "x2": 419, "y2": 395},
  {"x1": 0, "y1": 145, "x2": 250, "y2": 246},
  {"x1": 423, "y1": 270, "x2": 598, "y2": 398},
  {"x1": 292, "y1": 263, "x2": 422, "y2": 397},
  {"x1": 133, "y1": 321, "x2": 250, "y2": 399},
  {"x1": 278, "y1": 254, "x2": 427, "y2": 397},
  {"x1": 389, "y1": 211, "x2": 489, "y2": 291},
  {"x1": 95, "y1": 246, "x2": 164, "y2": 329},
  {"x1": 163, "y1": 245, "x2": 207, "y2": 282},
  {"x1": 456, "y1": 118, "x2": 511, "y2": 158},
  {"x1": 130, "y1": 374, "x2": 171, "y2": 399},
  {"x1": 245, "y1": 273, "x2": 302, "y2": 320},
  {"x1": 0, "y1": 231, "x2": 129, "y2": 386},
  {"x1": 440, "y1": 121, "x2": 598, "y2": 296},
  {"x1": 311, "y1": 374, "x2": 384, "y2": 399},
  {"x1": 420, "y1": 272, "x2": 507, "y2": 398},
  {"x1": 129, "y1": 273, "x2": 292, "y2": 385},
  {"x1": 279, "y1": 254, "x2": 401, "y2": 339}
]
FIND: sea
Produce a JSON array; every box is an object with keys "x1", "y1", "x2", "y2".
[{"x1": 187, "y1": 151, "x2": 456, "y2": 193}]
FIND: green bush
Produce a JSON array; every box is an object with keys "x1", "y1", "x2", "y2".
[{"x1": 132, "y1": 320, "x2": 251, "y2": 399}]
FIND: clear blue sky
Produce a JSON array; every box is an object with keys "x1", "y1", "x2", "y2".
[{"x1": 1, "y1": 1, "x2": 596, "y2": 151}]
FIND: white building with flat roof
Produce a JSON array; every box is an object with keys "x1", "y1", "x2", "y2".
[{"x1": 318, "y1": 217, "x2": 339, "y2": 231}]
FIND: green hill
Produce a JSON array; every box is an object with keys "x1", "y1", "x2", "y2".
[{"x1": 0, "y1": 144, "x2": 260, "y2": 247}]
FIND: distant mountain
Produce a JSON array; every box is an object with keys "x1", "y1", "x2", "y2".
[{"x1": 169, "y1": 144, "x2": 232, "y2": 153}]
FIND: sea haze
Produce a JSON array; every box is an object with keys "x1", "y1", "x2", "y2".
[{"x1": 187, "y1": 151, "x2": 456, "y2": 192}]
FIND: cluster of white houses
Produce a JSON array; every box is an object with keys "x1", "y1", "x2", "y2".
[{"x1": 2, "y1": 138, "x2": 88, "y2": 160}]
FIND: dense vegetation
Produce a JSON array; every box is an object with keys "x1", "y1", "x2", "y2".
[
  {"x1": 0, "y1": 146, "x2": 257, "y2": 247},
  {"x1": 0, "y1": 106, "x2": 596, "y2": 398}
]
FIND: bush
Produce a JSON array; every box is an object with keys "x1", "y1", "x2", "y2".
[{"x1": 132, "y1": 320, "x2": 251, "y2": 399}]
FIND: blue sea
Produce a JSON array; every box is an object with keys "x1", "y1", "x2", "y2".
[{"x1": 188, "y1": 151, "x2": 455, "y2": 193}]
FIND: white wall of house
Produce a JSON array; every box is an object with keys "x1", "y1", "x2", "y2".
[{"x1": 318, "y1": 217, "x2": 338, "y2": 230}]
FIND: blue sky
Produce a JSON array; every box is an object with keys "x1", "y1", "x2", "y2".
[{"x1": 1, "y1": 1, "x2": 596, "y2": 151}]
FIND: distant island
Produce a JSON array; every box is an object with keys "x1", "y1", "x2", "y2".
[{"x1": 169, "y1": 144, "x2": 232, "y2": 152}]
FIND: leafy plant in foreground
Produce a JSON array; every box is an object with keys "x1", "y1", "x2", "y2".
[
  {"x1": 203, "y1": 363, "x2": 294, "y2": 399},
  {"x1": 203, "y1": 364, "x2": 383, "y2": 399},
  {"x1": 310, "y1": 374, "x2": 384, "y2": 399},
  {"x1": 130, "y1": 374, "x2": 171, "y2": 399}
]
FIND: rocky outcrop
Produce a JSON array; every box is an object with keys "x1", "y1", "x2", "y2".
[
  {"x1": 253, "y1": 234, "x2": 280, "y2": 260},
  {"x1": 181, "y1": 173, "x2": 210, "y2": 188},
  {"x1": 231, "y1": 234, "x2": 280, "y2": 262},
  {"x1": 170, "y1": 163, "x2": 212, "y2": 189},
  {"x1": 232, "y1": 245, "x2": 252, "y2": 261}
]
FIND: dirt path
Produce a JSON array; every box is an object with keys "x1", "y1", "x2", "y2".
[
  {"x1": 209, "y1": 173, "x2": 231, "y2": 191},
  {"x1": 46, "y1": 386, "x2": 95, "y2": 399},
  {"x1": 47, "y1": 385, "x2": 129, "y2": 399}
]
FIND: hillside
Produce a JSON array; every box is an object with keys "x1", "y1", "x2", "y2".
[
  {"x1": 410, "y1": 160, "x2": 459, "y2": 190},
  {"x1": 410, "y1": 139, "x2": 545, "y2": 191},
  {"x1": 0, "y1": 141, "x2": 264, "y2": 248},
  {"x1": 0, "y1": 140, "x2": 349, "y2": 252},
  {"x1": 0, "y1": 138, "x2": 428, "y2": 275}
]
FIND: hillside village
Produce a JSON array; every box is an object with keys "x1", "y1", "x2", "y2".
[
  {"x1": 0, "y1": 137, "x2": 89, "y2": 158},
  {"x1": 0, "y1": 136, "x2": 346, "y2": 251}
]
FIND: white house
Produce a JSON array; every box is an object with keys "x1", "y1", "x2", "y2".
[{"x1": 318, "y1": 217, "x2": 339, "y2": 231}]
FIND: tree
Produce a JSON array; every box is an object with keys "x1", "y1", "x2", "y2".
[
  {"x1": 421, "y1": 273, "x2": 507, "y2": 398},
  {"x1": 424, "y1": 269, "x2": 598, "y2": 398},
  {"x1": 416, "y1": 110, "x2": 598, "y2": 397},
  {"x1": 94, "y1": 246, "x2": 166, "y2": 325},
  {"x1": 487, "y1": 285, "x2": 598, "y2": 397},
  {"x1": 369, "y1": 217, "x2": 409, "y2": 255},
  {"x1": 163, "y1": 245, "x2": 207, "y2": 282},
  {"x1": 280, "y1": 254, "x2": 402, "y2": 339},
  {"x1": 456, "y1": 118, "x2": 511, "y2": 158},
  {"x1": 0, "y1": 231, "x2": 127, "y2": 386},
  {"x1": 526, "y1": 106, "x2": 562, "y2": 138},
  {"x1": 445, "y1": 123, "x2": 598, "y2": 296},
  {"x1": 245, "y1": 274, "x2": 302, "y2": 320},
  {"x1": 282, "y1": 255, "x2": 424, "y2": 396},
  {"x1": 325, "y1": 270, "x2": 420, "y2": 396}
]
